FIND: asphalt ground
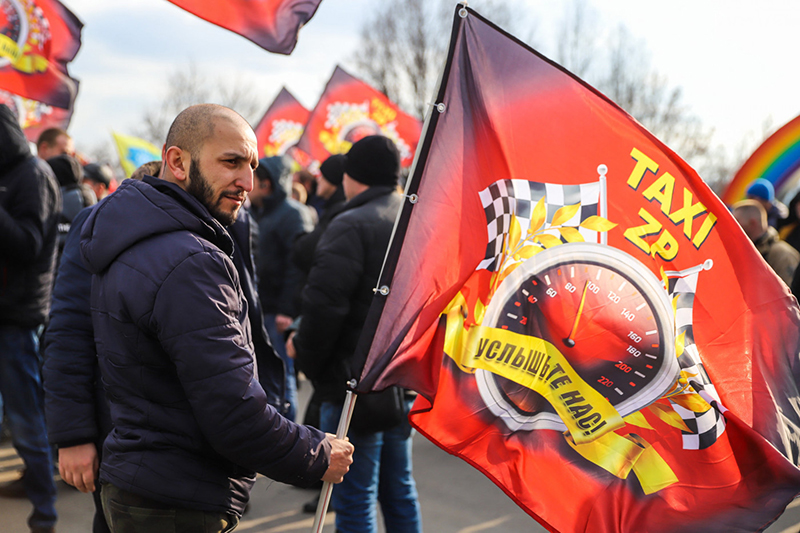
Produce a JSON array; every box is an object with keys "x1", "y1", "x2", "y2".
[{"x1": 1, "y1": 380, "x2": 799, "y2": 532}]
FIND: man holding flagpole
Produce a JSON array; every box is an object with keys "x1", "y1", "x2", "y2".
[{"x1": 80, "y1": 104, "x2": 352, "y2": 532}]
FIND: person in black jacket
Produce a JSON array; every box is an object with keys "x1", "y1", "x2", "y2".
[
  {"x1": 46, "y1": 153, "x2": 96, "y2": 256},
  {"x1": 79, "y1": 104, "x2": 352, "y2": 532},
  {"x1": 293, "y1": 136, "x2": 421, "y2": 533},
  {"x1": 0, "y1": 104, "x2": 60, "y2": 533},
  {"x1": 291, "y1": 154, "x2": 347, "y2": 276},
  {"x1": 248, "y1": 156, "x2": 314, "y2": 421}
]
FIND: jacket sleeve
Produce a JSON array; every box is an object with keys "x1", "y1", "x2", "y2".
[
  {"x1": 43, "y1": 207, "x2": 100, "y2": 446},
  {"x1": 294, "y1": 218, "x2": 364, "y2": 382},
  {"x1": 0, "y1": 162, "x2": 59, "y2": 264},
  {"x1": 151, "y1": 249, "x2": 330, "y2": 487}
]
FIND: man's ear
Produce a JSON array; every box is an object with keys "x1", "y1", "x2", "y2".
[{"x1": 164, "y1": 146, "x2": 190, "y2": 183}]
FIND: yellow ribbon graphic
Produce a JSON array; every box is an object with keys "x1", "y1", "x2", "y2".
[
  {"x1": 454, "y1": 324, "x2": 624, "y2": 444},
  {"x1": 442, "y1": 292, "x2": 678, "y2": 492},
  {"x1": 0, "y1": 35, "x2": 49, "y2": 74}
]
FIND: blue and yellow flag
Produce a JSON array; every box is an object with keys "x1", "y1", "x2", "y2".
[{"x1": 112, "y1": 132, "x2": 161, "y2": 178}]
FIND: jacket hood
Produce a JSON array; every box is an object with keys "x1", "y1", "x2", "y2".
[
  {"x1": 80, "y1": 176, "x2": 234, "y2": 274},
  {"x1": 255, "y1": 156, "x2": 289, "y2": 209},
  {"x1": 0, "y1": 104, "x2": 31, "y2": 174}
]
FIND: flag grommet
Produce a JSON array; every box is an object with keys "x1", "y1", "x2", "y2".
[
  {"x1": 407, "y1": 193, "x2": 419, "y2": 204},
  {"x1": 374, "y1": 286, "x2": 391, "y2": 296},
  {"x1": 459, "y1": 7, "x2": 468, "y2": 18}
]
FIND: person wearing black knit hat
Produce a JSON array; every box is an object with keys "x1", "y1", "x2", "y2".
[
  {"x1": 342, "y1": 134, "x2": 400, "y2": 194},
  {"x1": 292, "y1": 135, "x2": 422, "y2": 532}
]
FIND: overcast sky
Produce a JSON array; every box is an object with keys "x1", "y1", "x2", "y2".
[{"x1": 62, "y1": 0, "x2": 800, "y2": 164}]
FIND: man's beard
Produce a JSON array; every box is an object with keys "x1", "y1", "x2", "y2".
[{"x1": 186, "y1": 160, "x2": 243, "y2": 226}]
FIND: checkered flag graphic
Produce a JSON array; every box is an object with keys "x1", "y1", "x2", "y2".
[
  {"x1": 476, "y1": 179, "x2": 602, "y2": 271},
  {"x1": 670, "y1": 398, "x2": 727, "y2": 450},
  {"x1": 665, "y1": 261, "x2": 726, "y2": 450}
]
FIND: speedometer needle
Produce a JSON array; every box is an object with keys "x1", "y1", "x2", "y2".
[{"x1": 563, "y1": 281, "x2": 589, "y2": 348}]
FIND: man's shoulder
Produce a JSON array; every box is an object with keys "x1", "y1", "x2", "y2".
[
  {"x1": 335, "y1": 189, "x2": 401, "y2": 224},
  {"x1": 1, "y1": 155, "x2": 56, "y2": 188}
]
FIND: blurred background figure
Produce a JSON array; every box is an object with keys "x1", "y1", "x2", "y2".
[
  {"x1": 82, "y1": 163, "x2": 115, "y2": 202},
  {"x1": 0, "y1": 105, "x2": 60, "y2": 533},
  {"x1": 733, "y1": 199, "x2": 799, "y2": 286},
  {"x1": 248, "y1": 156, "x2": 314, "y2": 421},
  {"x1": 36, "y1": 128, "x2": 74, "y2": 160},
  {"x1": 746, "y1": 178, "x2": 788, "y2": 229}
]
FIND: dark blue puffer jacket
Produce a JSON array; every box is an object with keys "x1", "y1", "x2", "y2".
[{"x1": 79, "y1": 176, "x2": 330, "y2": 516}]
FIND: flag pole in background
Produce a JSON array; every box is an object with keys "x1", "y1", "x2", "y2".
[{"x1": 311, "y1": 388, "x2": 357, "y2": 533}]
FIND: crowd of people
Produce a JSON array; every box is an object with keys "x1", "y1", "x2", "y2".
[
  {"x1": 0, "y1": 102, "x2": 423, "y2": 533},
  {"x1": 4, "y1": 98, "x2": 800, "y2": 533}
]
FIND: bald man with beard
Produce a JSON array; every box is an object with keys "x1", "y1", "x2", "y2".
[{"x1": 79, "y1": 104, "x2": 352, "y2": 532}]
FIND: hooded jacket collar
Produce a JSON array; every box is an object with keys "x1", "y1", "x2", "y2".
[
  {"x1": 0, "y1": 104, "x2": 31, "y2": 174},
  {"x1": 80, "y1": 175, "x2": 234, "y2": 275}
]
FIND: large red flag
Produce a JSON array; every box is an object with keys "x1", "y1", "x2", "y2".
[
  {"x1": 355, "y1": 7, "x2": 800, "y2": 532},
  {"x1": 0, "y1": 88, "x2": 72, "y2": 143},
  {"x1": 166, "y1": 0, "x2": 321, "y2": 55},
  {"x1": 0, "y1": 0, "x2": 81, "y2": 108},
  {"x1": 295, "y1": 65, "x2": 422, "y2": 171},
  {"x1": 253, "y1": 87, "x2": 309, "y2": 159}
]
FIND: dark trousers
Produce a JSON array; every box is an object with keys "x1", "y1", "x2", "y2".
[{"x1": 101, "y1": 483, "x2": 239, "y2": 533}]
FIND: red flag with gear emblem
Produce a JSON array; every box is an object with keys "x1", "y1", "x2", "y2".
[
  {"x1": 294, "y1": 65, "x2": 422, "y2": 173},
  {"x1": 0, "y1": 88, "x2": 72, "y2": 142},
  {"x1": 166, "y1": 0, "x2": 321, "y2": 55},
  {"x1": 354, "y1": 6, "x2": 800, "y2": 532},
  {"x1": 253, "y1": 87, "x2": 309, "y2": 159},
  {"x1": 0, "y1": 0, "x2": 81, "y2": 109}
]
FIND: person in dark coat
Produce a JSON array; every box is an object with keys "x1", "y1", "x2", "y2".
[
  {"x1": 248, "y1": 155, "x2": 314, "y2": 421},
  {"x1": 0, "y1": 104, "x2": 60, "y2": 533},
  {"x1": 79, "y1": 104, "x2": 352, "y2": 532},
  {"x1": 293, "y1": 135, "x2": 421, "y2": 533},
  {"x1": 290, "y1": 154, "x2": 347, "y2": 446},
  {"x1": 291, "y1": 154, "x2": 347, "y2": 276},
  {"x1": 46, "y1": 153, "x2": 96, "y2": 255}
]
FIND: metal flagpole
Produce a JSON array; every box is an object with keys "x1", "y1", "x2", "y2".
[{"x1": 311, "y1": 387, "x2": 357, "y2": 533}]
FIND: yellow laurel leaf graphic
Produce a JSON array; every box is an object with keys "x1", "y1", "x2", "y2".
[
  {"x1": 474, "y1": 297, "x2": 486, "y2": 324},
  {"x1": 671, "y1": 393, "x2": 711, "y2": 413},
  {"x1": 516, "y1": 245, "x2": 541, "y2": 260},
  {"x1": 535, "y1": 234, "x2": 562, "y2": 249},
  {"x1": 675, "y1": 330, "x2": 686, "y2": 358},
  {"x1": 559, "y1": 227, "x2": 584, "y2": 243},
  {"x1": 648, "y1": 403, "x2": 691, "y2": 432},
  {"x1": 551, "y1": 203, "x2": 581, "y2": 227},
  {"x1": 507, "y1": 215, "x2": 522, "y2": 253},
  {"x1": 500, "y1": 261, "x2": 518, "y2": 279},
  {"x1": 579, "y1": 216, "x2": 617, "y2": 232},
  {"x1": 528, "y1": 197, "x2": 547, "y2": 235},
  {"x1": 624, "y1": 410, "x2": 654, "y2": 430}
]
